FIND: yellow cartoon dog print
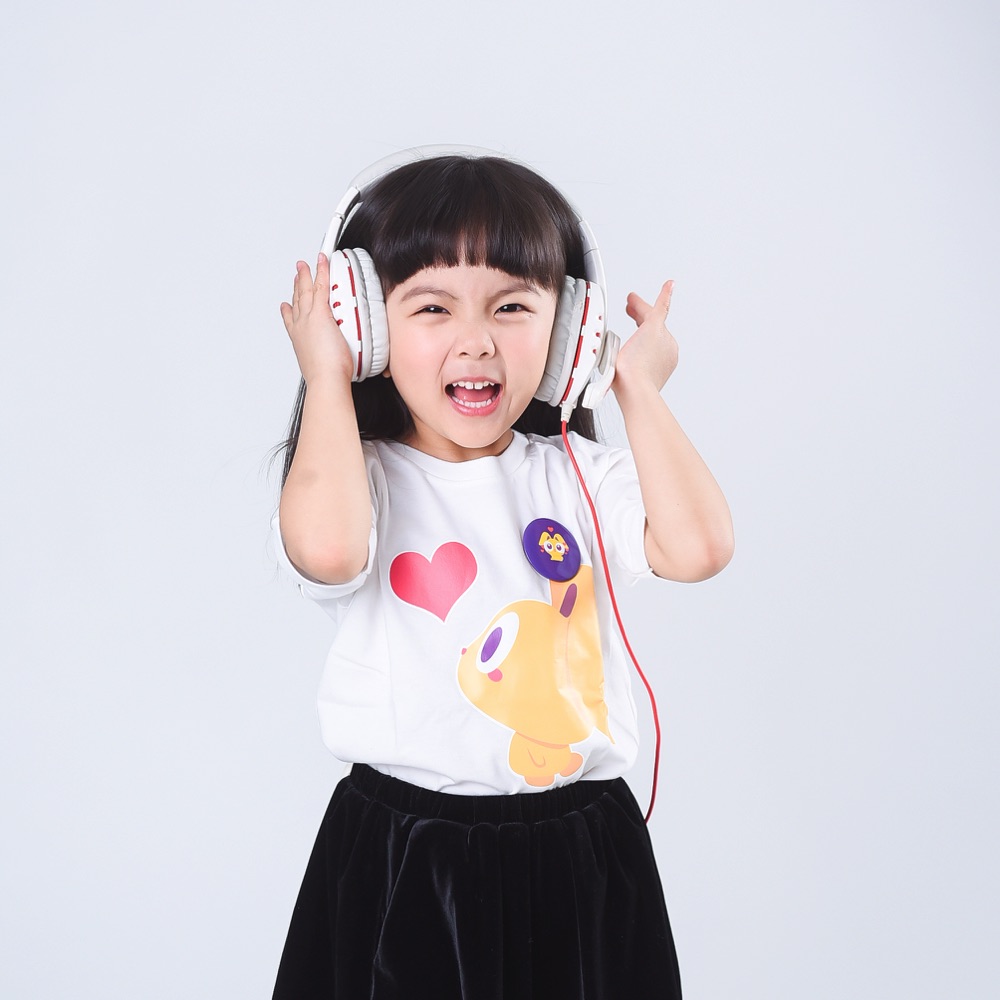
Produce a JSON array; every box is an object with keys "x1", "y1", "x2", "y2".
[{"x1": 457, "y1": 565, "x2": 613, "y2": 787}]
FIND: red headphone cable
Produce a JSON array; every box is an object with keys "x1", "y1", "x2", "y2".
[{"x1": 560, "y1": 421, "x2": 661, "y2": 824}]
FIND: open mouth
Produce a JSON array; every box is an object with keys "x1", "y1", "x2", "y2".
[{"x1": 446, "y1": 380, "x2": 502, "y2": 412}]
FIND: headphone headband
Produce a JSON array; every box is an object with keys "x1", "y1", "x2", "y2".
[{"x1": 320, "y1": 144, "x2": 607, "y2": 294}]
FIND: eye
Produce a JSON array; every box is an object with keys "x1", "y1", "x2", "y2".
[
  {"x1": 476, "y1": 612, "x2": 519, "y2": 672},
  {"x1": 417, "y1": 304, "x2": 449, "y2": 315},
  {"x1": 496, "y1": 303, "x2": 529, "y2": 314}
]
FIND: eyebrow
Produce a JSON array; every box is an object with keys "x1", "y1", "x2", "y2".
[{"x1": 398, "y1": 281, "x2": 542, "y2": 303}]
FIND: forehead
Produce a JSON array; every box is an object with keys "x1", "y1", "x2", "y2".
[{"x1": 387, "y1": 264, "x2": 552, "y2": 303}]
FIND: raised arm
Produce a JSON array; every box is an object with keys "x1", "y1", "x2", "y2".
[
  {"x1": 278, "y1": 253, "x2": 372, "y2": 584},
  {"x1": 611, "y1": 281, "x2": 734, "y2": 583}
]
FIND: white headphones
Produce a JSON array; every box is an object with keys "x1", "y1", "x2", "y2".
[{"x1": 320, "y1": 145, "x2": 619, "y2": 415}]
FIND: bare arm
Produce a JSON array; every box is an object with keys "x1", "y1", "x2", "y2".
[
  {"x1": 278, "y1": 254, "x2": 372, "y2": 584},
  {"x1": 611, "y1": 281, "x2": 734, "y2": 582}
]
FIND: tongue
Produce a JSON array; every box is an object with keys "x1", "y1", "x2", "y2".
[{"x1": 452, "y1": 384, "x2": 495, "y2": 403}]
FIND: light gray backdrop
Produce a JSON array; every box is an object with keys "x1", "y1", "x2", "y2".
[{"x1": 3, "y1": 1, "x2": 997, "y2": 997}]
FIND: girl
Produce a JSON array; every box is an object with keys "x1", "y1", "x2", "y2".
[{"x1": 272, "y1": 147, "x2": 733, "y2": 999}]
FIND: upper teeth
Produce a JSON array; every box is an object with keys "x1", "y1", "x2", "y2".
[{"x1": 453, "y1": 381, "x2": 495, "y2": 390}]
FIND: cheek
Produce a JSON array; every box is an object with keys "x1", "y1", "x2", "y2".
[
  {"x1": 525, "y1": 325, "x2": 555, "y2": 385},
  {"x1": 535, "y1": 304, "x2": 559, "y2": 365},
  {"x1": 532, "y1": 341, "x2": 551, "y2": 385},
  {"x1": 385, "y1": 325, "x2": 434, "y2": 381}
]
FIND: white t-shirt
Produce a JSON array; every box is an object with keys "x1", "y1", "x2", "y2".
[{"x1": 273, "y1": 431, "x2": 655, "y2": 795}]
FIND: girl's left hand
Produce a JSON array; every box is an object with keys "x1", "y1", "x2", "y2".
[{"x1": 612, "y1": 280, "x2": 678, "y2": 397}]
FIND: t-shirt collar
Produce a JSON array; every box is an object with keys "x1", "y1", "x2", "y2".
[{"x1": 380, "y1": 432, "x2": 529, "y2": 481}]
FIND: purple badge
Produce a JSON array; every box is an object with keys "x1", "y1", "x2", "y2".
[{"x1": 522, "y1": 518, "x2": 581, "y2": 582}]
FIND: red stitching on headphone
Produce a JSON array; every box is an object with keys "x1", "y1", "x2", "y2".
[{"x1": 354, "y1": 310, "x2": 362, "y2": 379}]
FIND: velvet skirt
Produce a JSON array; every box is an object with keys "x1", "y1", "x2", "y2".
[{"x1": 272, "y1": 764, "x2": 682, "y2": 999}]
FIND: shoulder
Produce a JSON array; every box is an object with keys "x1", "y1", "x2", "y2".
[
  {"x1": 520, "y1": 429, "x2": 607, "y2": 459},
  {"x1": 521, "y1": 430, "x2": 633, "y2": 481},
  {"x1": 361, "y1": 438, "x2": 388, "y2": 462},
  {"x1": 356, "y1": 439, "x2": 393, "y2": 507}
]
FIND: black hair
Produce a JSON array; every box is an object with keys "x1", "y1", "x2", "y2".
[{"x1": 278, "y1": 155, "x2": 598, "y2": 486}]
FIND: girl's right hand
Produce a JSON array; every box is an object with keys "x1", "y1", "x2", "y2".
[{"x1": 279, "y1": 253, "x2": 355, "y2": 385}]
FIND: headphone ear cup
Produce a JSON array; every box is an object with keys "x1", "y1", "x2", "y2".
[
  {"x1": 535, "y1": 277, "x2": 579, "y2": 406},
  {"x1": 535, "y1": 277, "x2": 607, "y2": 409},
  {"x1": 353, "y1": 249, "x2": 389, "y2": 377},
  {"x1": 327, "y1": 249, "x2": 389, "y2": 380}
]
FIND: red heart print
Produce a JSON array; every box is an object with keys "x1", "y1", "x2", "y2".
[{"x1": 389, "y1": 542, "x2": 477, "y2": 621}]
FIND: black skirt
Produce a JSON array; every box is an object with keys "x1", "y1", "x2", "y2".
[{"x1": 273, "y1": 764, "x2": 682, "y2": 999}]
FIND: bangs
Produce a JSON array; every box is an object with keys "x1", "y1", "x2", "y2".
[{"x1": 340, "y1": 156, "x2": 583, "y2": 293}]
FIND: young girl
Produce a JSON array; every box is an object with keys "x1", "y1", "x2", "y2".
[{"x1": 271, "y1": 147, "x2": 733, "y2": 999}]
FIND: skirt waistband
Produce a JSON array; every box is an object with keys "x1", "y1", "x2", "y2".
[{"x1": 348, "y1": 763, "x2": 628, "y2": 825}]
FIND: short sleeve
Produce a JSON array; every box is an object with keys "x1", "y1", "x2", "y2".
[
  {"x1": 565, "y1": 432, "x2": 653, "y2": 583},
  {"x1": 271, "y1": 442, "x2": 384, "y2": 618},
  {"x1": 271, "y1": 511, "x2": 375, "y2": 595}
]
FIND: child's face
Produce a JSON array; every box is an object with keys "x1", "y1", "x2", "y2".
[{"x1": 384, "y1": 264, "x2": 558, "y2": 462}]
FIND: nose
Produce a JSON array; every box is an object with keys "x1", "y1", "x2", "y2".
[{"x1": 455, "y1": 320, "x2": 496, "y2": 359}]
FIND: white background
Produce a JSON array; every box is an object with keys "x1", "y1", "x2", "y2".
[{"x1": 3, "y1": 1, "x2": 998, "y2": 997}]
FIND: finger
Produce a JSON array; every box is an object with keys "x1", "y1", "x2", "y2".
[
  {"x1": 626, "y1": 281, "x2": 674, "y2": 329},
  {"x1": 279, "y1": 301, "x2": 293, "y2": 333},
  {"x1": 314, "y1": 252, "x2": 334, "y2": 307},
  {"x1": 625, "y1": 291, "x2": 652, "y2": 326},
  {"x1": 292, "y1": 261, "x2": 307, "y2": 310},
  {"x1": 653, "y1": 280, "x2": 674, "y2": 317},
  {"x1": 314, "y1": 251, "x2": 329, "y2": 289},
  {"x1": 295, "y1": 260, "x2": 316, "y2": 313}
]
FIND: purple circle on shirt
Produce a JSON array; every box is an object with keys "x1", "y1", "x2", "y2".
[{"x1": 522, "y1": 518, "x2": 580, "y2": 582}]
